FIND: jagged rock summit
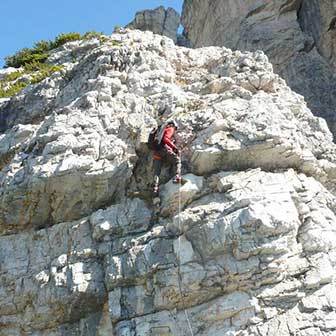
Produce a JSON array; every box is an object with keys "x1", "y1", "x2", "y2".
[
  {"x1": 182, "y1": 0, "x2": 336, "y2": 137},
  {"x1": 126, "y1": 6, "x2": 180, "y2": 43},
  {"x1": 1, "y1": 29, "x2": 336, "y2": 335}
]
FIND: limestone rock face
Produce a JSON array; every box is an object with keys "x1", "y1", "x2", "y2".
[
  {"x1": 0, "y1": 29, "x2": 336, "y2": 335},
  {"x1": 126, "y1": 6, "x2": 180, "y2": 43},
  {"x1": 181, "y1": 0, "x2": 336, "y2": 136}
]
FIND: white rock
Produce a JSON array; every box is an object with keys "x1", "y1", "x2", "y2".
[
  {"x1": 0, "y1": 30, "x2": 335, "y2": 335},
  {"x1": 161, "y1": 173, "x2": 204, "y2": 216}
]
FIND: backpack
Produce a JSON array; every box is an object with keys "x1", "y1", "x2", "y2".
[{"x1": 147, "y1": 126, "x2": 163, "y2": 151}]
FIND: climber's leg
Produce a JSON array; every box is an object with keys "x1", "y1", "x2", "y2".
[{"x1": 169, "y1": 151, "x2": 181, "y2": 183}]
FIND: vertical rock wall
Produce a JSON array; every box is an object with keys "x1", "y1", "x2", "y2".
[{"x1": 181, "y1": 0, "x2": 336, "y2": 137}]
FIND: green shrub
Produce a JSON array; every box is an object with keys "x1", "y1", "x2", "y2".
[
  {"x1": 4, "y1": 30, "x2": 113, "y2": 69},
  {"x1": 4, "y1": 48, "x2": 49, "y2": 68},
  {"x1": 4, "y1": 71, "x2": 23, "y2": 82},
  {"x1": 24, "y1": 60, "x2": 45, "y2": 72},
  {"x1": 1, "y1": 29, "x2": 108, "y2": 95},
  {"x1": 5, "y1": 32, "x2": 81, "y2": 68},
  {"x1": 82, "y1": 31, "x2": 103, "y2": 40},
  {"x1": 50, "y1": 32, "x2": 82, "y2": 49},
  {"x1": 30, "y1": 64, "x2": 63, "y2": 84},
  {"x1": 0, "y1": 81, "x2": 27, "y2": 98},
  {"x1": 34, "y1": 40, "x2": 52, "y2": 53},
  {"x1": 83, "y1": 31, "x2": 110, "y2": 44},
  {"x1": 0, "y1": 63, "x2": 63, "y2": 98}
]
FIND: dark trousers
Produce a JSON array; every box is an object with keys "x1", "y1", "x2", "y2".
[{"x1": 153, "y1": 149, "x2": 181, "y2": 187}]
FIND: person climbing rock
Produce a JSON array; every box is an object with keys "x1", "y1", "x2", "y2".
[{"x1": 148, "y1": 120, "x2": 182, "y2": 196}]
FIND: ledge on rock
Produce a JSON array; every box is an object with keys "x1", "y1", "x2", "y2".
[{"x1": 160, "y1": 173, "x2": 204, "y2": 217}]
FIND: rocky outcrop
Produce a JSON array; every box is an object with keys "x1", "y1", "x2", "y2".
[
  {"x1": 181, "y1": 0, "x2": 336, "y2": 137},
  {"x1": 126, "y1": 6, "x2": 180, "y2": 43},
  {"x1": 1, "y1": 29, "x2": 336, "y2": 335}
]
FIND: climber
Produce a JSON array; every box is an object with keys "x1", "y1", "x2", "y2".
[{"x1": 149, "y1": 120, "x2": 182, "y2": 196}]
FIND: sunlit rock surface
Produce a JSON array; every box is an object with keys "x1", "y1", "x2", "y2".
[
  {"x1": 0, "y1": 29, "x2": 336, "y2": 335},
  {"x1": 181, "y1": 0, "x2": 336, "y2": 137}
]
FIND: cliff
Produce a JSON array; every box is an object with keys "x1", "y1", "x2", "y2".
[
  {"x1": 126, "y1": 6, "x2": 180, "y2": 43},
  {"x1": 181, "y1": 0, "x2": 336, "y2": 137},
  {"x1": 0, "y1": 29, "x2": 336, "y2": 335}
]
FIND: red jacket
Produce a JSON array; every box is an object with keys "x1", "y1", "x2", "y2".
[{"x1": 162, "y1": 126, "x2": 178, "y2": 153}]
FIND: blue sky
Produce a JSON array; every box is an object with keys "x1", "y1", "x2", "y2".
[{"x1": 0, "y1": 0, "x2": 183, "y2": 68}]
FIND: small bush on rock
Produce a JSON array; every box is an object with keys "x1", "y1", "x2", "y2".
[
  {"x1": 30, "y1": 64, "x2": 63, "y2": 84},
  {"x1": 4, "y1": 71, "x2": 23, "y2": 82},
  {"x1": 83, "y1": 31, "x2": 110, "y2": 43},
  {"x1": 0, "y1": 63, "x2": 63, "y2": 98},
  {"x1": 1, "y1": 29, "x2": 108, "y2": 96},
  {"x1": 0, "y1": 81, "x2": 27, "y2": 98},
  {"x1": 34, "y1": 40, "x2": 52, "y2": 53},
  {"x1": 50, "y1": 32, "x2": 82, "y2": 49},
  {"x1": 5, "y1": 49, "x2": 49, "y2": 68},
  {"x1": 82, "y1": 31, "x2": 103, "y2": 40},
  {"x1": 4, "y1": 31, "x2": 92, "y2": 68}
]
